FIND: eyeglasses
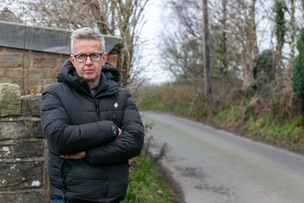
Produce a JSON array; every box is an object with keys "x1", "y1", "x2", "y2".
[{"x1": 73, "y1": 53, "x2": 104, "y2": 63}]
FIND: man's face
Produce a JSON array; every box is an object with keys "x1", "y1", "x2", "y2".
[{"x1": 70, "y1": 39, "x2": 107, "y2": 87}]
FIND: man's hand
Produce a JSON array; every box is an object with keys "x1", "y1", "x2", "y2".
[{"x1": 60, "y1": 151, "x2": 86, "y2": 159}]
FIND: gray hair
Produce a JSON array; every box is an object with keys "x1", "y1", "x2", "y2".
[{"x1": 70, "y1": 27, "x2": 106, "y2": 53}]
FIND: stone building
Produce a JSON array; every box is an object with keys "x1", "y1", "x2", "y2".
[{"x1": 0, "y1": 20, "x2": 123, "y2": 95}]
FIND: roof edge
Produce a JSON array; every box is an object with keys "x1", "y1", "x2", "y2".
[{"x1": 0, "y1": 20, "x2": 123, "y2": 54}]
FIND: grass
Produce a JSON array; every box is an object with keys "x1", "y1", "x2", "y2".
[
  {"x1": 212, "y1": 107, "x2": 239, "y2": 125},
  {"x1": 122, "y1": 156, "x2": 174, "y2": 203}
]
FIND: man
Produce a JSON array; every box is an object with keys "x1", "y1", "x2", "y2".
[{"x1": 40, "y1": 27, "x2": 144, "y2": 203}]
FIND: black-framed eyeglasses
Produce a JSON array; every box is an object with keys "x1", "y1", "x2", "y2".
[{"x1": 73, "y1": 53, "x2": 104, "y2": 63}]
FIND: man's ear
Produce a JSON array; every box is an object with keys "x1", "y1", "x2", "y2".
[
  {"x1": 70, "y1": 55, "x2": 75, "y2": 65},
  {"x1": 102, "y1": 53, "x2": 108, "y2": 65}
]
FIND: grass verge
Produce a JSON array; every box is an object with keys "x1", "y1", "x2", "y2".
[{"x1": 122, "y1": 156, "x2": 174, "y2": 203}]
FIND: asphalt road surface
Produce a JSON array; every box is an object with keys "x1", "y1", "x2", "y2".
[{"x1": 142, "y1": 112, "x2": 304, "y2": 203}]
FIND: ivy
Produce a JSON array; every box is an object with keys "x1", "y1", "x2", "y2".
[
  {"x1": 274, "y1": 0, "x2": 287, "y2": 49},
  {"x1": 291, "y1": 28, "x2": 304, "y2": 115},
  {"x1": 246, "y1": 50, "x2": 275, "y2": 99}
]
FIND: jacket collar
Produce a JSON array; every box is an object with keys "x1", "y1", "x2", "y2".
[{"x1": 57, "y1": 59, "x2": 119, "y2": 97}]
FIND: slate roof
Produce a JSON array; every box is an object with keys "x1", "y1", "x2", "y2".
[{"x1": 0, "y1": 21, "x2": 123, "y2": 54}]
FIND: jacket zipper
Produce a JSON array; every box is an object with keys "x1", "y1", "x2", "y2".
[
  {"x1": 94, "y1": 99, "x2": 101, "y2": 120},
  {"x1": 94, "y1": 98, "x2": 109, "y2": 196}
]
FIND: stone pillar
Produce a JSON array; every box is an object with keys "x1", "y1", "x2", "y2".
[{"x1": 0, "y1": 83, "x2": 48, "y2": 203}]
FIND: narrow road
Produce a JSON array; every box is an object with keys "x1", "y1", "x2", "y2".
[{"x1": 142, "y1": 112, "x2": 304, "y2": 203}]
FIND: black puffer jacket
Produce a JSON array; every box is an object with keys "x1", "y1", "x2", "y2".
[{"x1": 41, "y1": 60, "x2": 144, "y2": 203}]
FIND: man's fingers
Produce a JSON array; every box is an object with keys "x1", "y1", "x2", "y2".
[{"x1": 60, "y1": 151, "x2": 86, "y2": 159}]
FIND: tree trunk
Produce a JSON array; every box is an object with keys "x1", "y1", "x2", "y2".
[
  {"x1": 242, "y1": 0, "x2": 258, "y2": 89},
  {"x1": 288, "y1": 0, "x2": 295, "y2": 70},
  {"x1": 220, "y1": 0, "x2": 228, "y2": 81},
  {"x1": 202, "y1": 0, "x2": 212, "y2": 100}
]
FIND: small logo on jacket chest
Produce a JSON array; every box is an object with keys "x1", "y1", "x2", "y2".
[{"x1": 114, "y1": 102, "x2": 119, "y2": 108}]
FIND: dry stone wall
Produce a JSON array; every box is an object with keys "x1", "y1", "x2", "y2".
[{"x1": 0, "y1": 83, "x2": 48, "y2": 203}]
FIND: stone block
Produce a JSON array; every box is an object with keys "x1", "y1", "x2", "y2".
[
  {"x1": 0, "y1": 161, "x2": 43, "y2": 190},
  {"x1": 0, "y1": 121, "x2": 23, "y2": 140},
  {"x1": 0, "y1": 54, "x2": 28, "y2": 69},
  {"x1": 4, "y1": 68, "x2": 25, "y2": 80},
  {"x1": 32, "y1": 57, "x2": 57, "y2": 69},
  {"x1": 0, "y1": 191, "x2": 46, "y2": 203},
  {"x1": 30, "y1": 119, "x2": 44, "y2": 138},
  {"x1": 0, "y1": 139, "x2": 45, "y2": 158},
  {"x1": 14, "y1": 140, "x2": 45, "y2": 158},
  {"x1": 21, "y1": 95, "x2": 42, "y2": 117},
  {"x1": 28, "y1": 69, "x2": 57, "y2": 81},
  {"x1": 0, "y1": 118, "x2": 43, "y2": 140},
  {"x1": 0, "y1": 83, "x2": 21, "y2": 117}
]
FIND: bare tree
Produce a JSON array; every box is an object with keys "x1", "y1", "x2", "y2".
[
  {"x1": 160, "y1": 0, "x2": 205, "y2": 83},
  {"x1": 160, "y1": 0, "x2": 260, "y2": 88},
  {"x1": 114, "y1": 0, "x2": 149, "y2": 86},
  {"x1": 207, "y1": 0, "x2": 244, "y2": 83},
  {"x1": 223, "y1": 0, "x2": 258, "y2": 89}
]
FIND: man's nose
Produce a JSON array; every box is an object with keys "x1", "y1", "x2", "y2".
[{"x1": 85, "y1": 55, "x2": 93, "y2": 64}]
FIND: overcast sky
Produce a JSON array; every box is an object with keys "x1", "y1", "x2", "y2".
[{"x1": 139, "y1": 0, "x2": 174, "y2": 85}]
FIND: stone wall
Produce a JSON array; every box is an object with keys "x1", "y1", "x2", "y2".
[
  {"x1": 0, "y1": 47, "x2": 67, "y2": 95},
  {"x1": 0, "y1": 83, "x2": 48, "y2": 203}
]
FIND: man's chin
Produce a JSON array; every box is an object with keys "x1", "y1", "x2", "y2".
[
  {"x1": 83, "y1": 74, "x2": 96, "y2": 80},
  {"x1": 83, "y1": 75, "x2": 99, "y2": 84}
]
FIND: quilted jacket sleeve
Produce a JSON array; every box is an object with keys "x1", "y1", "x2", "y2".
[
  {"x1": 85, "y1": 93, "x2": 145, "y2": 165},
  {"x1": 41, "y1": 84, "x2": 117, "y2": 155}
]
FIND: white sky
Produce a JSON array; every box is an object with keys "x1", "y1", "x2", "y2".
[{"x1": 139, "y1": 0, "x2": 174, "y2": 85}]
